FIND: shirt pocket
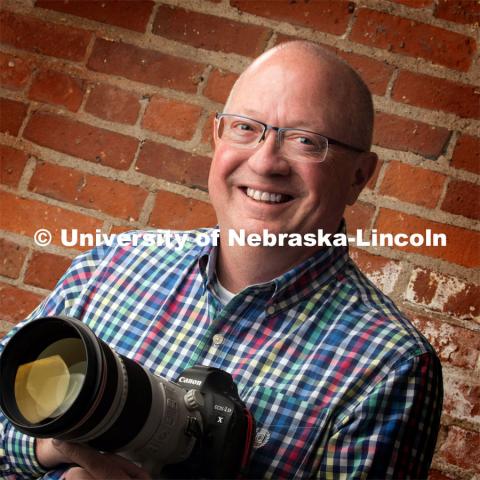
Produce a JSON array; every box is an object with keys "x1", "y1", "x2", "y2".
[{"x1": 244, "y1": 385, "x2": 329, "y2": 480}]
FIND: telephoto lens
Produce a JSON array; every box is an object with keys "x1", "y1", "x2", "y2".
[{"x1": 0, "y1": 316, "x2": 255, "y2": 478}]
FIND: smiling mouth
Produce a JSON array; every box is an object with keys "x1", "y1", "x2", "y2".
[{"x1": 243, "y1": 187, "x2": 292, "y2": 204}]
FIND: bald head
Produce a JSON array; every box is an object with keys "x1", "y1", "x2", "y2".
[{"x1": 225, "y1": 41, "x2": 375, "y2": 151}]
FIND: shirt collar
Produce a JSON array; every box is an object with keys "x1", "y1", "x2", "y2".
[{"x1": 198, "y1": 222, "x2": 349, "y2": 306}]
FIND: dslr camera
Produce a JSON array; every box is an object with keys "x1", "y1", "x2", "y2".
[{"x1": 0, "y1": 316, "x2": 255, "y2": 478}]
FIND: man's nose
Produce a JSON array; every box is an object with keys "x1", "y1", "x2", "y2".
[{"x1": 247, "y1": 129, "x2": 290, "y2": 176}]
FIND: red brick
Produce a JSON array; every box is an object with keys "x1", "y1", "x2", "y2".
[
  {"x1": 410, "y1": 313, "x2": 480, "y2": 369},
  {"x1": 428, "y1": 470, "x2": 455, "y2": 480},
  {"x1": 373, "y1": 112, "x2": 450, "y2": 158},
  {"x1": 350, "y1": 248, "x2": 401, "y2": 294},
  {"x1": 36, "y1": 0, "x2": 154, "y2": 33},
  {"x1": 0, "y1": 191, "x2": 102, "y2": 249},
  {"x1": 443, "y1": 375, "x2": 480, "y2": 423},
  {"x1": 204, "y1": 69, "x2": 239, "y2": 104},
  {"x1": 451, "y1": 135, "x2": 480, "y2": 175},
  {"x1": 87, "y1": 38, "x2": 205, "y2": 94},
  {"x1": 109, "y1": 225, "x2": 134, "y2": 236},
  {"x1": 275, "y1": 33, "x2": 335, "y2": 50},
  {"x1": 153, "y1": 5, "x2": 270, "y2": 57},
  {"x1": 336, "y1": 51, "x2": 394, "y2": 97},
  {"x1": 24, "y1": 251, "x2": 72, "y2": 290},
  {"x1": 136, "y1": 141, "x2": 210, "y2": 190},
  {"x1": 23, "y1": 111, "x2": 138, "y2": 170},
  {"x1": 0, "y1": 144, "x2": 28, "y2": 187},
  {"x1": 28, "y1": 70, "x2": 85, "y2": 112},
  {"x1": 441, "y1": 180, "x2": 480, "y2": 220},
  {"x1": 201, "y1": 112, "x2": 216, "y2": 148},
  {"x1": 434, "y1": 0, "x2": 480, "y2": 25},
  {"x1": 142, "y1": 96, "x2": 202, "y2": 141},
  {"x1": 0, "y1": 10, "x2": 91, "y2": 62},
  {"x1": 379, "y1": 161, "x2": 446, "y2": 208},
  {"x1": 231, "y1": 0, "x2": 355, "y2": 36},
  {"x1": 388, "y1": 0, "x2": 433, "y2": 7},
  {"x1": 85, "y1": 83, "x2": 140, "y2": 125},
  {"x1": 149, "y1": 191, "x2": 216, "y2": 230},
  {"x1": 407, "y1": 268, "x2": 437, "y2": 305},
  {"x1": 375, "y1": 208, "x2": 480, "y2": 268},
  {"x1": 406, "y1": 268, "x2": 480, "y2": 321},
  {"x1": 0, "y1": 283, "x2": 44, "y2": 323},
  {"x1": 29, "y1": 162, "x2": 148, "y2": 220},
  {"x1": 393, "y1": 71, "x2": 480, "y2": 120},
  {"x1": 0, "y1": 98, "x2": 28, "y2": 136},
  {"x1": 275, "y1": 35, "x2": 394, "y2": 97},
  {"x1": 344, "y1": 201, "x2": 375, "y2": 232},
  {"x1": 0, "y1": 51, "x2": 33, "y2": 90},
  {"x1": 350, "y1": 8, "x2": 476, "y2": 72},
  {"x1": 0, "y1": 238, "x2": 27, "y2": 279},
  {"x1": 438, "y1": 427, "x2": 480, "y2": 472},
  {"x1": 444, "y1": 285, "x2": 480, "y2": 322}
]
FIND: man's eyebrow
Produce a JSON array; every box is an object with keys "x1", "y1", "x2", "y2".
[
  {"x1": 234, "y1": 109, "x2": 322, "y2": 131},
  {"x1": 236, "y1": 108, "x2": 263, "y2": 118}
]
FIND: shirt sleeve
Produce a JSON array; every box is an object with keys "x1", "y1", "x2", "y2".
[
  {"x1": 314, "y1": 351, "x2": 443, "y2": 480},
  {"x1": 0, "y1": 245, "x2": 108, "y2": 479}
]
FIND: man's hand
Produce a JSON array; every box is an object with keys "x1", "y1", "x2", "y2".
[{"x1": 36, "y1": 438, "x2": 151, "y2": 479}]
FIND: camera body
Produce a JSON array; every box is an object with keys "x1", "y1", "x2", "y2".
[
  {"x1": 0, "y1": 316, "x2": 255, "y2": 478},
  {"x1": 122, "y1": 365, "x2": 255, "y2": 478},
  {"x1": 159, "y1": 366, "x2": 255, "y2": 479}
]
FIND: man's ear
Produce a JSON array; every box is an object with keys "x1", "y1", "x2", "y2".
[{"x1": 346, "y1": 151, "x2": 378, "y2": 205}]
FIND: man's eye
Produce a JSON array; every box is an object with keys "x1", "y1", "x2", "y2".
[
  {"x1": 234, "y1": 123, "x2": 254, "y2": 131},
  {"x1": 288, "y1": 135, "x2": 318, "y2": 148},
  {"x1": 296, "y1": 136, "x2": 314, "y2": 145}
]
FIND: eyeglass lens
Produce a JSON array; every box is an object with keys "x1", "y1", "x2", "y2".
[{"x1": 217, "y1": 115, "x2": 328, "y2": 163}]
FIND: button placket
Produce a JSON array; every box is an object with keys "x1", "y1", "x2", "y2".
[{"x1": 266, "y1": 305, "x2": 276, "y2": 315}]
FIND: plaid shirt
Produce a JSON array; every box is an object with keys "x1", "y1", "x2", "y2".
[{"x1": 0, "y1": 228, "x2": 442, "y2": 480}]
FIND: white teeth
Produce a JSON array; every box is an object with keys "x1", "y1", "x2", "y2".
[
  {"x1": 246, "y1": 188, "x2": 285, "y2": 203},
  {"x1": 260, "y1": 192, "x2": 270, "y2": 202}
]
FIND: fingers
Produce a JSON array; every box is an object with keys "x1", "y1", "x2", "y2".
[
  {"x1": 35, "y1": 438, "x2": 71, "y2": 468},
  {"x1": 53, "y1": 441, "x2": 151, "y2": 480},
  {"x1": 110, "y1": 455, "x2": 152, "y2": 480},
  {"x1": 99, "y1": 452, "x2": 151, "y2": 480},
  {"x1": 62, "y1": 467, "x2": 95, "y2": 480}
]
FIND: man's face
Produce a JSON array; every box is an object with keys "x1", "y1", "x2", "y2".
[{"x1": 208, "y1": 53, "x2": 366, "y2": 243}]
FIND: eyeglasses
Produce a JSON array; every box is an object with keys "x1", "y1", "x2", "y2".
[{"x1": 215, "y1": 113, "x2": 364, "y2": 163}]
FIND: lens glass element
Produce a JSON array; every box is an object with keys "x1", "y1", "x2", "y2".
[{"x1": 14, "y1": 338, "x2": 87, "y2": 424}]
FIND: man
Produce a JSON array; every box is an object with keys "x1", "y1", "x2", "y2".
[{"x1": 0, "y1": 41, "x2": 442, "y2": 479}]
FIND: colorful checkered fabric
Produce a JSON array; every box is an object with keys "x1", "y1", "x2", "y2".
[{"x1": 0, "y1": 228, "x2": 442, "y2": 479}]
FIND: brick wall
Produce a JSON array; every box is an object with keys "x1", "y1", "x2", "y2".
[{"x1": 0, "y1": 0, "x2": 478, "y2": 477}]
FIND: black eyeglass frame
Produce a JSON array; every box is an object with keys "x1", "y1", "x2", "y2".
[{"x1": 215, "y1": 112, "x2": 365, "y2": 159}]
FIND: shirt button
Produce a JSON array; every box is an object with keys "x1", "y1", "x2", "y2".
[
  {"x1": 266, "y1": 305, "x2": 275, "y2": 315},
  {"x1": 212, "y1": 334, "x2": 224, "y2": 346}
]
